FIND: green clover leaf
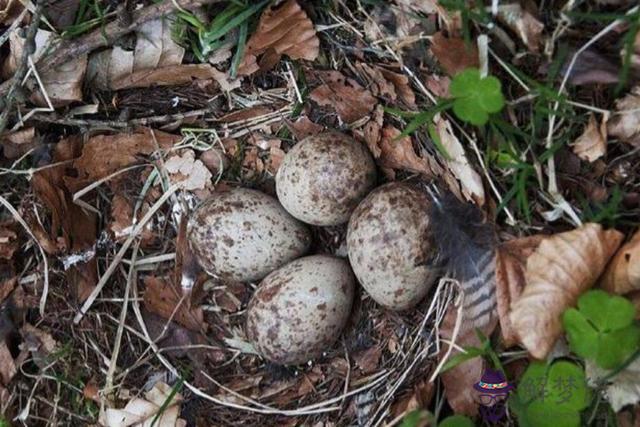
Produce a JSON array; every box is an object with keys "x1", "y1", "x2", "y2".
[
  {"x1": 450, "y1": 68, "x2": 505, "y2": 126},
  {"x1": 439, "y1": 415, "x2": 474, "y2": 427},
  {"x1": 563, "y1": 290, "x2": 640, "y2": 369},
  {"x1": 511, "y1": 361, "x2": 590, "y2": 427}
]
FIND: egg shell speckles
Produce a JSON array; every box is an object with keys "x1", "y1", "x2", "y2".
[
  {"x1": 276, "y1": 131, "x2": 376, "y2": 226},
  {"x1": 245, "y1": 255, "x2": 355, "y2": 365},
  {"x1": 347, "y1": 182, "x2": 439, "y2": 310},
  {"x1": 187, "y1": 188, "x2": 311, "y2": 282}
]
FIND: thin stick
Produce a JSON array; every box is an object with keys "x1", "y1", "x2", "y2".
[
  {"x1": 0, "y1": 195, "x2": 50, "y2": 315},
  {"x1": 73, "y1": 184, "x2": 179, "y2": 324}
]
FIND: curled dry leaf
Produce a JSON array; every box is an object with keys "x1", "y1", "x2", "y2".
[
  {"x1": 430, "y1": 32, "x2": 479, "y2": 77},
  {"x1": 608, "y1": 86, "x2": 640, "y2": 147},
  {"x1": 0, "y1": 0, "x2": 24, "y2": 25},
  {"x1": 103, "y1": 381, "x2": 186, "y2": 427},
  {"x1": 433, "y1": 114, "x2": 485, "y2": 206},
  {"x1": 509, "y1": 223, "x2": 624, "y2": 359},
  {"x1": 601, "y1": 228, "x2": 640, "y2": 295},
  {"x1": 356, "y1": 63, "x2": 416, "y2": 108},
  {"x1": 377, "y1": 126, "x2": 436, "y2": 178},
  {"x1": 0, "y1": 127, "x2": 38, "y2": 160},
  {"x1": 286, "y1": 116, "x2": 325, "y2": 140},
  {"x1": 571, "y1": 114, "x2": 607, "y2": 162},
  {"x1": 308, "y1": 70, "x2": 377, "y2": 124},
  {"x1": 239, "y1": 0, "x2": 319, "y2": 76},
  {"x1": 495, "y1": 235, "x2": 545, "y2": 346},
  {"x1": 3, "y1": 30, "x2": 86, "y2": 106},
  {"x1": 143, "y1": 276, "x2": 205, "y2": 332},
  {"x1": 0, "y1": 342, "x2": 16, "y2": 385},
  {"x1": 496, "y1": 4, "x2": 544, "y2": 53}
]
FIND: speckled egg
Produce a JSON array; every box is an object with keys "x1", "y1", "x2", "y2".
[
  {"x1": 276, "y1": 131, "x2": 376, "y2": 226},
  {"x1": 187, "y1": 188, "x2": 311, "y2": 282},
  {"x1": 246, "y1": 255, "x2": 355, "y2": 365},
  {"x1": 347, "y1": 182, "x2": 439, "y2": 310}
]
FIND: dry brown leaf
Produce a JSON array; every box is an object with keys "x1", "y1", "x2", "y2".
[
  {"x1": 286, "y1": 116, "x2": 325, "y2": 140},
  {"x1": 608, "y1": 86, "x2": 640, "y2": 147},
  {"x1": 496, "y1": 235, "x2": 545, "y2": 346},
  {"x1": 103, "y1": 381, "x2": 185, "y2": 427},
  {"x1": 32, "y1": 137, "x2": 98, "y2": 301},
  {"x1": 110, "y1": 64, "x2": 224, "y2": 90},
  {"x1": 69, "y1": 128, "x2": 180, "y2": 188},
  {"x1": 377, "y1": 126, "x2": 434, "y2": 177},
  {"x1": 357, "y1": 64, "x2": 416, "y2": 108},
  {"x1": 0, "y1": 0, "x2": 24, "y2": 25},
  {"x1": 433, "y1": 114, "x2": 485, "y2": 206},
  {"x1": 430, "y1": 32, "x2": 479, "y2": 77},
  {"x1": 497, "y1": 4, "x2": 544, "y2": 53},
  {"x1": 308, "y1": 70, "x2": 377, "y2": 123},
  {"x1": 571, "y1": 114, "x2": 607, "y2": 162},
  {"x1": 143, "y1": 276, "x2": 205, "y2": 332},
  {"x1": 601, "y1": 228, "x2": 640, "y2": 295},
  {"x1": 424, "y1": 74, "x2": 451, "y2": 98},
  {"x1": 0, "y1": 127, "x2": 38, "y2": 160},
  {"x1": 3, "y1": 30, "x2": 86, "y2": 106},
  {"x1": 0, "y1": 342, "x2": 16, "y2": 385},
  {"x1": 266, "y1": 146, "x2": 285, "y2": 175},
  {"x1": 509, "y1": 223, "x2": 624, "y2": 359},
  {"x1": 239, "y1": 0, "x2": 319, "y2": 76},
  {"x1": 354, "y1": 346, "x2": 382, "y2": 374}
]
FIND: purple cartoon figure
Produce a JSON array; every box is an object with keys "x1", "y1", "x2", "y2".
[{"x1": 474, "y1": 368, "x2": 513, "y2": 423}]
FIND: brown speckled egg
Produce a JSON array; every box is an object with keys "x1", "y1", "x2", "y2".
[
  {"x1": 276, "y1": 131, "x2": 376, "y2": 226},
  {"x1": 187, "y1": 188, "x2": 311, "y2": 282},
  {"x1": 347, "y1": 182, "x2": 439, "y2": 310},
  {"x1": 246, "y1": 255, "x2": 355, "y2": 365}
]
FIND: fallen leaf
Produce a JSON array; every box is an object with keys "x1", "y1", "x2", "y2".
[
  {"x1": 165, "y1": 150, "x2": 213, "y2": 191},
  {"x1": 32, "y1": 136, "x2": 98, "y2": 301},
  {"x1": 608, "y1": 86, "x2": 640, "y2": 147},
  {"x1": 377, "y1": 126, "x2": 435, "y2": 177},
  {"x1": 558, "y1": 49, "x2": 620, "y2": 86},
  {"x1": 0, "y1": 127, "x2": 39, "y2": 160},
  {"x1": 495, "y1": 235, "x2": 545, "y2": 346},
  {"x1": 111, "y1": 64, "x2": 226, "y2": 90},
  {"x1": 308, "y1": 70, "x2": 377, "y2": 123},
  {"x1": 356, "y1": 63, "x2": 416, "y2": 108},
  {"x1": 266, "y1": 146, "x2": 285, "y2": 175},
  {"x1": 433, "y1": 115, "x2": 485, "y2": 206},
  {"x1": 199, "y1": 148, "x2": 229, "y2": 175},
  {"x1": 0, "y1": 0, "x2": 24, "y2": 25},
  {"x1": 109, "y1": 193, "x2": 157, "y2": 246},
  {"x1": 571, "y1": 114, "x2": 607, "y2": 162},
  {"x1": 103, "y1": 381, "x2": 185, "y2": 427},
  {"x1": 69, "y1": 128, "x2": 180, "y2": 188},
  {"x1": 390, "y1": 379, "x2": 434, "y2": 419},
  {"x1": 354, "y1": 346, "x2": 382, "y2": 374},
  {"x1": 0, "y1": 342, "x2": 16, "y2": 385},
  {"x1": 4, "y1": 29, "x2": 87, "y2": 106},
  {"x1": 21, "y1": 324, "x2": 57, "y2": 369},
  {"x1": 45, "y1": 0, "x2": 81, "y2": 30},
  {"x1": 586, "y1": 358, "x2": 640, "y2": 412},
  {"x1": 601, "y1": 228, "x2": 640, "y2": 295},
  {"x1": 239, "y1": 0, "x2": 319, "y2": 76},
  {"x1": 286, "y1": 116, "x2": 325, "y2": 140},
  {"x1": 424, "y1": 74, "x2": 451, "y2": 98},
  {"x1": 509, "y1": 223, "x2": 624, "y2": 359},
  {"x1": 143, "y1": 276, "x2": 205, "y2": 332},
  {"x1": 430, "y1": 32, "x2": 479, "y2": 76},
  {"x1": 497, "y1": 4, "x2": 544, "y2": 53}
]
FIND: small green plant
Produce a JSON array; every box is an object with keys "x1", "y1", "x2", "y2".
[
  {"x1": 400, "y1": 409, "x2": 432, "y2": 427},
  {"x1": 449, "y1": 68, "x2": 505, "y2": 126},
  {"x1": 510, "y1": 360, "x2": 591, "y2": 427},
  {"x1": 441, "y1": 329, "x2": 503, "y2": 373},
  {"x1": 438, "y1": 414, "x2": 474, "y2": 427},
  {"x1": 563, "y1": 290, "x2": 640, "y2": 370},
  {"x1": 174, "y1": 0, "x2": 268, "y2": 71}
]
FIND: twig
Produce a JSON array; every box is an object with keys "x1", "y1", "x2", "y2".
[
  {"x1": 0, "y1": 3, "x2": 42, "y2": 135},
  {"x1": 0, "y1": 0, "x2": 223, "y2": 100},
  {"x1": 0, "y1": 7, "x2": 29, "y2": 49}
]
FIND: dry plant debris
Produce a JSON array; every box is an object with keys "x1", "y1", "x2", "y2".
[
  {"x1": 571, "y1": 114, "x2": 608, "y2": 162},
  {"x1": 510, "y1": 224, "x2": 624, "y2": 359},
  {"x1": 602, "y1": 229, "x2": 640, "y2": 295}
]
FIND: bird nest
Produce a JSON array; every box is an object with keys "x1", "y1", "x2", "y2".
[{"x1": 131, "y1": 274, "x2": 457, "y2": 426}]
